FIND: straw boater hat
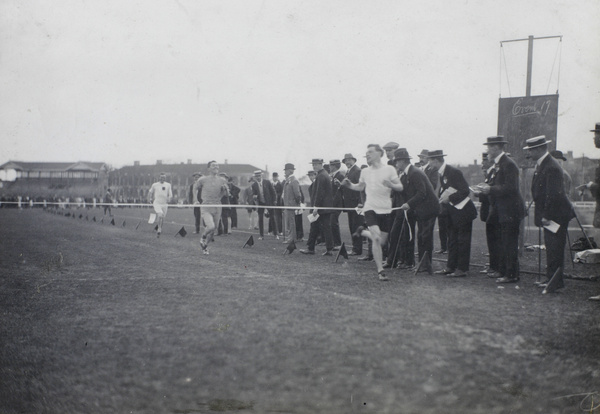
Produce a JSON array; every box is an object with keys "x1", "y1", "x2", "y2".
[
  {"x1": 590, "y1": 122, "x2": 600, "y2": 132},
  {"x1": 426, "y1": 150, "x2": 447, "y2": 158},
  {"x1": 522, "y1": 135, "x2": 552, "y2": 150},
  {"x1": 342, "y1": 153, "x2": 357, "y2": 162},
  {"x1": 253, "y1": 170, "x2": 262, "y2": 176},
  {"x1": 483, "y1": 136, "x2": 509, "y2": 145},
  {"x1": 393, "y1": 148, "x2": 412, "y2": 161}
]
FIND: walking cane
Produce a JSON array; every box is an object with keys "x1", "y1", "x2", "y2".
[
  {"x1": 573, "y1": 211, "x2": 594, "y2": 250},
  {"x1": 391, "y1": 213, "x2": 407, "y2": 268},
  {"x1": 565, "y1": 229, "x2": 575, "y2": 270},
  {"x1": 537, "y1": 226, "x2": 542, "y2": 283}
]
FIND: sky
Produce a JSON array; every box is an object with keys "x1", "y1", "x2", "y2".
[{"x1": 1, "y1": 0, "x2": 599, "y2": 177}]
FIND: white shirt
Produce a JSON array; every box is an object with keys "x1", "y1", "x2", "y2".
[
  {"x1": 359, "y1": 164, "x2": 398, "y2": 214},
  {"x1": 536, "y1": 152, "x2": 550, "y2": 168},
  {"x1": 438, "y1": 162, "x2": 447, "y2": 177},
  {"x1": 149, "y1": 181, "x2": 172, "y2": 204},
  {"x1": 493, "y1": 151, "x2": 506, "y2": 165}
]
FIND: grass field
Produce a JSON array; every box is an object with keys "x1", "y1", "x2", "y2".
[{"x1": 1, "y1": 206, "x2": 600, "y2": 414}]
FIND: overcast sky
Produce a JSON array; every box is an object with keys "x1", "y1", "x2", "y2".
[{"x1": 1, "y1": 0, "x2": 599, "y2": 177}]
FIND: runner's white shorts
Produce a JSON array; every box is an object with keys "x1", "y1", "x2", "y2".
[{"x1": 153, "y1": 202, "x2": 168, "y2": 218}]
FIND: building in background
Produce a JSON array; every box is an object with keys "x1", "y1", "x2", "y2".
[{"x1": 0, "y1": 161, "x2": 109, "y2": 199}]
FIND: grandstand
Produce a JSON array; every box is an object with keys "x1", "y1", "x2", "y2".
[{"x1": 0, "y1": 161, "x2": 109, "y2": 199}]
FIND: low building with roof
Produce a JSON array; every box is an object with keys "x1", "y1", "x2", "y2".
[{"x1": 0, "y1": 161, "x2": 109, "y2": 199}]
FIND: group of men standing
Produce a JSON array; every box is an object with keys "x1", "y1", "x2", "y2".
[{"x1": 293, "y1": 135, "x2": 575, "y2": 292}]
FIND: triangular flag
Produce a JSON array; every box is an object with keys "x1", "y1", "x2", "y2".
[
  {"x1": 135, "y1": 220, "x2": 142, "y2": 230},
  {"x1": 284, "y1": 240, "x2": 297, "y2": 255},
  {"x1": 154, "y1": 224, "x2": 159, "y2": 231},
  {"x1": 100, "y1": 217, "x2": 104, "y2": 224},
  {"x1": 243, "y1": 235, "x2": 254, "y2": 248},
  {"x1": 414, "y1": 251, "x2": 432, "y2": 275},
  {"x1": 335, "y1": 242, "x2": 349, "y2": 262},
  {"x1": 122, "y1": 220, "x2": 126, "y2": 227},
  {"x1": 93, "y1": 216, "x2": 96, "y2": 222},
  {"x1": 73, "y1": 213, "x2": 76, "y2": 219},
  {"x1": 148, "y1": 213, "x2": 157, "y2": 224},
  {"x1": 175, "y1": 226, "x2": 187, "y2": 237},
  {"x1": 79, "y1": 214, "x2": 83, "y2": 219}
]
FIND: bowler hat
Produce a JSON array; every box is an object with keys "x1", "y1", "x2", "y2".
[
  {"x1": 522, "y1": 135, "x2": 551, "y2": 150},
  {"x1": 591, "y1": 122, "x2": 600, "y2": 132},
  {"x1": 418, "y1": 149, "x2": 429, "y2": 158},
  {"x1": 284, "y1": 163, "x2": 295, "y2": 170},
  {"x1": 483, "y1": 135, "x2": 508, "y2": 145},
  {"x1": 309, "y1": 158, "x2": 324, "y2": 164},
  {"x1": 307, "y1": 170, "x2": 316, "y2": 175},
  {"x1": 382, "y1": 141, "x2": 400, "y2": 150},
  {"x1": 550, "y1": 150, "x2": 567, "y2": 161},
  {"x1": 393, "y1": 148, "x2": 412, "y2": 161},
  {"x1": 342, "y1": 153, "x2": 357, "y2": 162},
  {"x1": 329, "y1": 159, "x2": 341, "y2": 165},
  {"x1": 426, "y1": 150, "x2": 447, "y2": 158}
]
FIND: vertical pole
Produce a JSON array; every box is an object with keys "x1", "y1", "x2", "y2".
[{"x1": 526, "y1": 35, "x2": 534, "y2": 97}]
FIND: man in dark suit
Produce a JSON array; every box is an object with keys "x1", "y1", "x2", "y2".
[
  {"x1": 524, "y1": 136, "x2": 575, "y2": 293},
  {"x1": 330, "y1": 159, "x2": 345, "y2": 249},
  {"x1": 251, "y1": 170, "x2": 278, "y2": 240},
  {"x1": 391, "y1": 148, "x2": 439, "y2": 272},
  {"x1": 341, "y1": 153, "x2": 364, "y2": 255},
  {"x1": 479, "y1": 136, "x2": 526, "y2": 283},
  {"x1": 300, "y1": 159, "x2": 334, "y2": 255},
  {"x1": 271, "y1": 172, "x2": 284, "y2": 237},
  {"x1": 474, "y1": 152, "x2": 501, "y2": 277},
  {"x1": 188, "y1": 172, "x2": 202, "y2": 233},
  {"x1": 428, "y1": 150, "x2": 477, "y2": 277}
]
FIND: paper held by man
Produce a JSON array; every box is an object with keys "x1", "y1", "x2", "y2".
[{"x1": 440, "y1": 187, "x2": 470, "y2": 210}]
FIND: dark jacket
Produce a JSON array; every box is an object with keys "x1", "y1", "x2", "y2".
[
  {"x1": 310, "y1": 169, "x2": 334, "y2": 214},
  {"x1": 331, "y1": 170, "x2": 345, "y2": 208},
  {"x1": 424, "y1": 164, "x2": 439, "y2": 190},
  {"x1": 341, "y1": 164, "x2": 362, "y2": 208},
  {"x1": 440, "y1": 164, "x2": 477, "y2": 226},
  {"x1": 488, "y1": 154, "x2": 525, "y2": 224},
  {"x1": 402, "y1": 165, "x2": 439, "y2": 220},
  {"x1": 531, "y1": 154, "x2": 575, "y2": 226},
  {"x1": 478, "y1": 168, "x2": 493, "y2": 222},
  {"x1": 251, "y1": 179, "x2": 276, "y2": 206}
]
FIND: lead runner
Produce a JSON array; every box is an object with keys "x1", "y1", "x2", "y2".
[
  {"x1": 340, "y1": 144, "x2": 404, "y2": 280},
  {"x1": 194, "y1": 161, "x2": 230, "y2": 255}
]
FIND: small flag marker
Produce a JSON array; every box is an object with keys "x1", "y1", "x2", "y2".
[
  {"x1": 175, "y1": 226, "x2": 187, "y2": 237},
  {"x1": 242, "y1": 235, "x2": 254, "y2": 248},
  {"x1": 135, "y1": 220, "x2": 142, "y2": 230},
  {"x1": 335, "y1": 242, "x2": 349, "y2": 262},
  {"x1": 110, "y1": 218, "x2": 115, "y2": 226},
  {"x1": 283, "y1": 240, "x2": 296, "y2": 255}
]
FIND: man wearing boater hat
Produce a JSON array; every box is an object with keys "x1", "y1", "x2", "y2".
[
  {"x1": 428, "y1": 150, "x2": 477, "y2": 277},
  {"x1": 477, "y1": 136, "x2": 525, "y2": 284},
  {"x1": 524, "y1": 135, "x2": 575, "y2": 293},
  {"x1": 577, "y1": 122, "x2": 600, "y2": 300},
  {"x1": 251, "y1": 169, "x2": 278, "y2": 240}
]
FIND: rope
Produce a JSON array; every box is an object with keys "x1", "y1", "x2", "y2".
[
  {"x1": 546, "y1": 37, "x2": 562, "y2": 95},
  {"x1": 501, "y1": 43, "x2": 512, "y2": 97}
]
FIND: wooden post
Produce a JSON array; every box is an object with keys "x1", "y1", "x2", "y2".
[{"x1": 526, "y1": 35, "x2": 534, "y2": 97}]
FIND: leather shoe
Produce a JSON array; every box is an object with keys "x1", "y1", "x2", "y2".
[
  {"x1": 496, "y1": 277, "x2": 519, "y2": 284},
  {"x1": 378, "y1": 271, "x2": 389, "y2": 281},
  {"x1": 435, "y1": 249, "x2": 447, "y2": 254},
  {"x1": 535, "y1": 279, "x2": 550, "y2": 286},
  {"x1": 382, "y1": 263, "x2": 392, "y2": 269},
  {"x1": 299, "y1": 249, "x2": 315, "y2": 255},
  {"x1": 447, "y1": 271, "x2": 467, "y2": 277},
  {"x1": 487, "y1": 271, "x2": 503, "y2": 279},
  {"x1": 396, "y1": 263, "x2": 413, "y2": 270},
  {"x1": 434, "y1": 268, "x2": 454, "y2": 275},
  {"x1": 349, "y1": 251, "x2": 361, "y2": 256},
  {"x1": 358, "y1": 256, "x2": 373, "y2": 261},
  {"x1": 322, "y1": 251, "x2": 333, "y2": 256},
  {"x1": 588, "y1": 295, "x2": 600, "y2": 301}
]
